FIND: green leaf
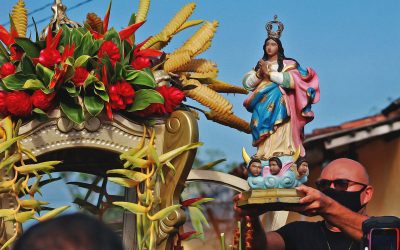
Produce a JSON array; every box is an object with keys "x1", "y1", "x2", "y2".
[
  {"x1": 75, "y1": 32, "x2": 94, "y2": 57},
  {"x1": 188, "y1": 206, "x2": 209, "y2": 239},
  {"x1": 94, "y1": 81, "x2": 106, "y2": 91},
  {"x1": 128, "y1": 13, "x2": 136, "y2": 26},
  {"x1": 63, "y1": 64, "x2": 75, "y2": 82},
  {"x1": 89, "y1": 39, "x2": 102, "y2": 55},
  {"x1": 60, "y1": 25, "x2": 72, "y2": 47},
  {"x1": 124, "y1": 70, "x2": 139, "y2": 81},
  {"x1": 60, "y1": 100, "x2": 84, "y2": 124},
  {"x1": 14, "y1": 38, "x2": 41, "y2": 58},
  {"x1": 20, "y1": 55, "x2": 35, "y2": 74},
  {"x1": 71, "y1": 29, "x2": 84, "y2": 49},
  {"x1": 0, "y1": 42, "x2": 9, "y2": 62},
  {"x1": 23, "y1": 79, "x2": 45, "y2": 90},
  {"x1": 101, "y1": 56, "x2": 114, "y2": 80},
  {"x1": 74, "y1": 55, "x2": 91, "y2": 68},
  {"x1": 94, "y1": 88, "x2": 109, "y2": 102},
  {"x1": 83, "y1": 74, "x2": 98, "y2": 88},
  {"x1": 126, "y1": 89, "x2": 164, "y2": 112},
  {"x1": 122, "y1": 40, "x2": 133, "y2": 63},
  {"x1": 64, "y1": 82, "x2": 80, "y2": 97},
  {"x1": 104, "y1": 28, "x2": 120, "y2": 43},
  {"x1": 0, "y1": 54, "x2": 8, "y2": 65},
  {"x1": 2, "y1": 73, "x2": 38, "y2": 90},
  {"x1": 36, "y1": 63, "x2": 54, "y2": 87},
  {"x1": 148, "y1": 205, "x2": 181, "y2": 221},
  {"x1": 84, "y1": 94, "x2": 104, "y2": 116},
  {"x1": 128, "y1": 68, "x2": 157, "y2": 88},
  {"x1": 191, "y1": 198, "x2": 215, "y2": 207},
  {"x1": 115, "y1": 62, "x2": 123, "y2": 81}
]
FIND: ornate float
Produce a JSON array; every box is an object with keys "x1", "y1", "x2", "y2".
[{"x1": 0, "y1": 0, "x2": 258, "y2": 249}]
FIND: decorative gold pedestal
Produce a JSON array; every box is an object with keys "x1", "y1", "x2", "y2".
[{"x1": 237, "y1": 189, "x2": 304, "y2": 211}]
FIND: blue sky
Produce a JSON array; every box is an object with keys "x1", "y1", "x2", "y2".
[{"x1": 2, "y1": 0, "x2": 400, "y2": 164}]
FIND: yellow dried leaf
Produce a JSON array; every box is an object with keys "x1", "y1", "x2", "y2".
[
  {"x1": 11, "y1": 0, "x2": 27, "y2": 37},
  {"x1": 206, "y1": 78, "x2": 248, "y2": 94},
  {"x1": 19, "y1": 199, "x2": 49, "y2": 209},
  {"x1": 205, "y1": 111, "x2": 251, "y2": 134},
  {"x1": 107, "y1": 169, "x2": 148, "y2": 182},
  {"x1": 159, "y1": 142, "x2": 202, "y2": 163},
  {"x1": 113, "y1": 201, "x2": 150, "y2": 214},
  {"x1": 142, "y1": 3, "x2": 196, "y2": 50},
  {"x1": 182, "y1": 79, "x2": 233, "y2": 114},
  {"x1": 108, "y1": 177, "x2": 140, "y2": 188},
  {"x1": 164, "y1": 50, "x2": 191, "y2": 73},
  {"x1": 135, "y1": 0, "x2": 150, "y2": 23},
  {"x1": 35, "y1": 206, "x2": 70, "y2": 222}
]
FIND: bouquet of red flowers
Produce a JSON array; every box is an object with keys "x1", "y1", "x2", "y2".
[{"x1": 0, "y1": 2, "x2": 184, "y2": 123}]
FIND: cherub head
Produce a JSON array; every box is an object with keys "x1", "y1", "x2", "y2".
[
  {"x1": 296, "y1": 157, "x2": 309, "y2": 176},
  {"x1": 248, "y1": 158, "x2": 262, "y2": 177},
  {"x1": 269, "y1": 157, "x2": 282, "y2": 175}
]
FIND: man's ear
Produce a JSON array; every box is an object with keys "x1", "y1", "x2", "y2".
[{"x1": 362, "y1": 185, "x2": 374, "y2": 204}]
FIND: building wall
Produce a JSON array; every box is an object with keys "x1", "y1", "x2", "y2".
[{"x1": 357, "y1": 136, "x2": 400, "y2": 217}]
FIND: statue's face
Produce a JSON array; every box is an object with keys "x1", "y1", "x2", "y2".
[
  {"x1": 265, "y1": 39, "x2": 279, "y2": 57},
  {"x1": 298, "y1": 162, "x2": 309, "y2": 175},
  {"x1": 269, "y1": 160, "x2": 281, "y2": 175},
  {"x1": 249, "y1": 162, "x2": 262, "y2": 176}
]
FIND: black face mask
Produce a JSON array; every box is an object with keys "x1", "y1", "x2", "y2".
[{"x1": 322, "y1": 187, "x2": 367, "y2": 212}]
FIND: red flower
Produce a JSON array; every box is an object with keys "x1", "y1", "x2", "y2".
[
  {"x1": 31, "y1": 90, "x2": 55, "y2": 111},
  {"x1": 131, "y1": 37, "x2": 163, "y2": 70},
  {"x1": 131, "y1": 56, "x2": 151, "y2": 70},
  {"x1": 157, "y1": 86, "x2": 184, "y2": 113},
  {"x1": 38, "y1": 48, "x2": 62, "y2": 68},
  {"x1": 109, "y1": 81, "x2": 135, "y2": 110},
  {"x1": 135, "y1": 103, "x2": 164, "y2": 117},
  {"x1": 6, "y1": 91, "x2": 32, "y2": 117},
  {"x1": 98, "y1": 41, "x2": 120, "y2": 65},
  {"x1": 71, "y1": 67, "x2": 89, "y2": 87},
  {"x1": 0, "y1": 91, "x2": 8, "y2": 115},
  {"x1": 0, "y1": 62, "x2": 16, "y2": 78},
  {"x1": 136, "y1": 86, "x2": 184, "y2": 117}
]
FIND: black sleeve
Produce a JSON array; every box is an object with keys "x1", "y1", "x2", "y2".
[{"x1": 275, "y1": 222, "x2": 300, "y2": 250}]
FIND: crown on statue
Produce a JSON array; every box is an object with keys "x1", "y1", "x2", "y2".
[{"x1": 265, "y1": 15, "x2": 284, "y2": 39}]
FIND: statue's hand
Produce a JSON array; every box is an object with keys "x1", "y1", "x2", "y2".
[{"x1": 258, "y1": 60, "x2": 271, "y2": 81}]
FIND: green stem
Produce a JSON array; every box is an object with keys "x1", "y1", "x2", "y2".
[{"x1": 220, "y1": 233, "x2": 226, "y2": 250}]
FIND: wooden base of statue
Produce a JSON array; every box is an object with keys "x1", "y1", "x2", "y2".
[{"x1": 237, "y1": 189, "x2": 304, "y2": 210}]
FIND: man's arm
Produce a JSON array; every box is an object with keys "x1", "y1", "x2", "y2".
[{"x1": 294, "y1": 185, "x2": 368, "y2": 240}]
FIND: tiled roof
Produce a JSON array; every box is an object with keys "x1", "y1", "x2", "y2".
[{"x1": 306, "y1": 98, "x2": 400, "y2": 140}]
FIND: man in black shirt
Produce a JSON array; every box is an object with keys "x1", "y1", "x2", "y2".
[{"x1": 235, "y1": 158, "x2": 374, "y2": 250}]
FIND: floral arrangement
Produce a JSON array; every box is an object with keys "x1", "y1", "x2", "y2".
[{"x1": 0, "y1": 1, "x2": 184, "y2": 124}]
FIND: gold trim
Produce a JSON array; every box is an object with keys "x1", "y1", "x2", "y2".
[{"x1": 157, "y1": 110, "x2": 199, "y2": 250}]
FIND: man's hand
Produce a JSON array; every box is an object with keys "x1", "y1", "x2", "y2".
[{"x1": 290, "y1": 185, "x2": 334, "y2": 216}]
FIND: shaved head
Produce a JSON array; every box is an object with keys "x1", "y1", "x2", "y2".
[{"x1": 320, "y1": 158, "x2": 369, "y2": 185}]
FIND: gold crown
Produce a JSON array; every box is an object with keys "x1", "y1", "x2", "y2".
[{"x1": 265, "y1": 15, "x2": 284, "y2": 39}]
